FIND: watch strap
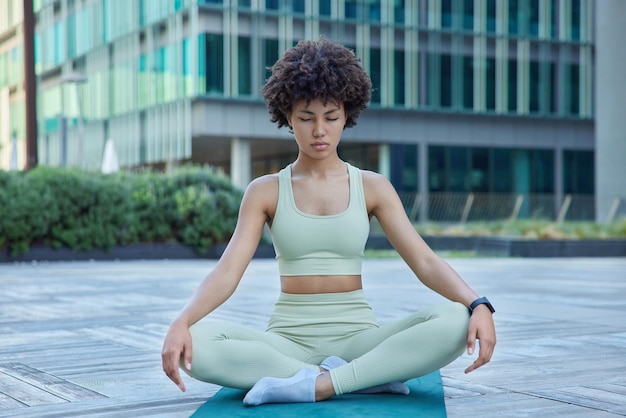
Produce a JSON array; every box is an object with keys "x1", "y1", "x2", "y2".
[{"x1": 469, "y1": 296, "x2": 495, "y2": 314}]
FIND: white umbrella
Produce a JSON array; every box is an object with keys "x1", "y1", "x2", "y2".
[{"x1": 101, "y1": 138, "x2": 119, "y2": 174}]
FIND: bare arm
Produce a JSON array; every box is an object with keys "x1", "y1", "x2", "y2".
[
  {"x1": 365, "y1": 172, "x2": 495, "y2": 372},
  {"x1": 161, "y1": 176, "x2": 276, "y2": 390},
  {"x1": 365, "y1": 172, "x2": 476, "y2": 303}
]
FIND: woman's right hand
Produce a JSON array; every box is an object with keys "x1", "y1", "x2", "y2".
[{"x1": 161, "y1": 318, "x2": 193, "y2": 392}]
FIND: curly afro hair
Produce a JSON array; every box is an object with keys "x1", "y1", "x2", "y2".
[{"x1": 260, "y1": 36, "x2": 372, "y2": 129}]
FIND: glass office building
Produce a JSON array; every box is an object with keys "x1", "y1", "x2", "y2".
[{"x1": 0, "y1": 0, "x2": 599, "y2": 220}]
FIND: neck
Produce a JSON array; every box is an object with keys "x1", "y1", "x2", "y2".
[{"x1": 292, "y1": 155, "x2": 345, "y2": 176}]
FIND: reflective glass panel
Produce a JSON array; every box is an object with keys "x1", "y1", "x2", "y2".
[{"x1": 206, "y1": 34, "x2": 224, "y2": 93}]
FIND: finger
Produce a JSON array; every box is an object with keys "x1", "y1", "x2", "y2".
[
  {"x1": 467, "y1": 338, "x2": 476, "y2": 356},
  {"x1": 464, "y1": 343, "x2": 494, "y2": 374},
  {"x1": 183, "y1": 340, "x2": 193, "y2": 371},
  {"x1": 170, "y1": 367, "x2": 187, "y2": 392},
  {"x1": 162, "y1": 350, "x2": 187, "y2": 392},
  {"x1": 464, "y1": 358, "x2": 483, "y2": 374},
  {"x1": 466, "y1": 329, "x2": 477, "y2": 356},
  {"x1": 167, "y1": 358, "x2": 186, "y2": 391}
]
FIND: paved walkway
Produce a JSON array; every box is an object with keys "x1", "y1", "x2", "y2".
[{"x1": 0, "y1": 257, "x2": 625, "y2": 417}]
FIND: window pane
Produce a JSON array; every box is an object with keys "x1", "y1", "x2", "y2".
[
  {"x1": 263, "y1": 38, "x2": 279, "y2": 82},
  {"x1": 508, "y1": 58, "x2": 517, "y2": 112},
  {"x1": 67, "y1": 13, "x2": 76, "y2": 59},
  {"x1": 471, "y1": 148, "x2": 489, "y2": 192},
  {"x1": 570, "y1": 64, "x2": 580, "y2": 115},
  {"x1": 238, "y1": 36, "x2": 251, "y2": 95},
  {"x1": 265, "y1": 0, "x2": 279, "y2": 10},
  {"x1": 462, "y1": 56, "x2": 473, "y2": 109},
  {"x1": 138, "y1": 54, "x2": 149, "y2": 108},
  {"x1": 529, "y1": 0, "x2": 539, "y2": 37},
  {"x1": 509, "y1": 0, "x2": 518, "y2": 35},
  {"x1": 493, "y1": 148, "x2": 513, "y2": 192},
  {"x1": 428, "y1": 146, "x2": 446, "y2": 192},
  {"x1": 206, "y1": 34, "x2": 224, "y2": 93},
  {"x1": 441, "y1": 0, "x2": 452, "y2": 28},
  {"x1": 390, "y1": 144, "x2": 418, "y2": 193},
  {"x1": 531, "y1": 149, "x2": 554, "y2": 193},
  {"x1": 463, "y1": 1, "x2": 474, "y2": 31},
  {"x1": 293, "y1": 0, "x2": 305, "y2": 13},
  {"x1": 394, "y1": 49, "x2": 405, "y2": 105},
  {"x1": 197, "y1": 34, "x2": 206, "y2": 94},
  {"x1": 564, "y1": 150, "x2": 594, "y2": 194},
  {"x1": 369, "y1": 47, "x2": 381, "y2": 103},
  {"x1": 571, "y1": 0, "x2": 581, "y2": 40},
  {"x1": 182, "y1": 38, "x2": 193, "y2": 97},
  {"x1": 319, "y1": 0, "x2": 331, "y2": 16},
  {"x1": 529, "y1": 61, "x2": 539, "y2": 112},
  {"x1": 368, "y1": 1, "x2": 381, "y2": 22},
  {"x1": 449, "y1": 146, "x2": 469, "y2": 192},
  {"x1": 440, "y1": 54, "x2": 451, "y2": 108},
  {"x1": 486, "y1": 58, "x2": 495, "y2": 110},
  {"x1": 345, "y1": 0, "x2": 358, "y2": 19},
  {"x1": 486, "y1": 0, "x2": 496, "y2": 32},
  {"x1": 394, "y1": 0, "x2": 405, "y2": 24}
]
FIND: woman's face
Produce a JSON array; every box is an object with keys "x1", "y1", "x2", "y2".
[{"x1": 287, "y1": 98, "x2": 347, "y2": 160}]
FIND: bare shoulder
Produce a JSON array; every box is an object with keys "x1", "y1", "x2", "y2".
[
  {"x1": 360, "y1": 169, "x2": 389, "y2": 184},
  {"x1": 359, "y1": 169, "x2": 396, "y2": 196},
  {"x1": 358, "y1": 169, "x2": 399, "y2": 213},
  {"x1": 247, "y1": 172, "x2": 279, "y2": 192},
  {"x1": 241, "y1": 173, "x2": 279, "y2": 218}
]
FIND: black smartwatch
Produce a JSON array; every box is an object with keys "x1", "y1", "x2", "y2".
[{"x1": 468, "y1": 297, "x2": 495, "y2": 314}]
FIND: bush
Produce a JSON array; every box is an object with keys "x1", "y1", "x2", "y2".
[
  {"x1": 0, "y1": 170, "x2": 55, "y2": 255},
  {"x1": 416, "y1": 219, "x2": 626, "y2": 240},
  {"x1": 0, "y1": 165, "x2": 243, "y2": 256}
]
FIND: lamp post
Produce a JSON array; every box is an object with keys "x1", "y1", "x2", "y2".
[{"x1": 59, "y1": 72, "x2": 87, "y2": 168}]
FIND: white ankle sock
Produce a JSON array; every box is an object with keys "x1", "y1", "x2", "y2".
[{"x1": 243, "y1": 368, "x2": 320, "y2": 406}]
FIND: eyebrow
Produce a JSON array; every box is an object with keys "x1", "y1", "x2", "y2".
[{"x1": 296, "y1": 108, "x2": 340, "y2": 115}]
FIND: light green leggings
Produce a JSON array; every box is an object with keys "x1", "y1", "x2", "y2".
[{"x1": 186, "y1": 290, "x2": 469, "y2": 395}]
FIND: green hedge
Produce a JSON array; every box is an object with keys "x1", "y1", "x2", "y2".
[{"x1": 0, "y1": 166, "x2": 243, "y2": 256}]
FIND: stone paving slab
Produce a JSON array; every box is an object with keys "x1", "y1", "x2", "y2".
[{"x1": 0, "y1": 257, "x2": 625, "y2": 417}]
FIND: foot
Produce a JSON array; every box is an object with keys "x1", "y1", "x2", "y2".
[
  {"x1": 243, "y1": 368, "x2": 320, "y2": 406},
  {"x1": 320, "y1": 356, "x2": 410, "y2": 395}
]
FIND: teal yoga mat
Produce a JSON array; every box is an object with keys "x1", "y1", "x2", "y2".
[{"x1": 190, "y1": 370, "x2": 447, "y2": 417}]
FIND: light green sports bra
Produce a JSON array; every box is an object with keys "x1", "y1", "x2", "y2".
[{"x1": 270, "y1": 163, "x2": 370, "y2": 276}]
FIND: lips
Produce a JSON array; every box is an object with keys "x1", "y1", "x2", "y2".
[
  {"x1": 312, "y1": 142, "x2": 329, "y2": 151},
  {"x1": 311, "y1": 142, "x2": 328, "y2": 151}
]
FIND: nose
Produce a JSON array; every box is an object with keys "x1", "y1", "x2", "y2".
[{"x1": 313, "y1": 121, "x2": 326, "y2": 138}]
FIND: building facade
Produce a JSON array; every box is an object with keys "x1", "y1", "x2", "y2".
[{"x1": 1, "y1": 0, "x2": 622, "y2": 222}]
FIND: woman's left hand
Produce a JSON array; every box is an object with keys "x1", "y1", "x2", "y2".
[{"x1": 464, "y1": 305, "x2": 496, "y2": 373}]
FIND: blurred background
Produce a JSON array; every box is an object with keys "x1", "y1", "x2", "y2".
[{"x1": 1, "y1": 0, "x2": 625, "y2": 225}]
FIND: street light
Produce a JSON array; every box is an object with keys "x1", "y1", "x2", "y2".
[{"x1": 59, "y1": 72, "x2": 87, "y2": 168}]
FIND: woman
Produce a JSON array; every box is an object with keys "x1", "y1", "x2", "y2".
[{"x1": 161, "y1": 37, "x2": 496, "y2": 406}]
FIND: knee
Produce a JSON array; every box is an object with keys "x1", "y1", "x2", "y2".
[
  {"x1": 434, "y1": 302, "x2": 469, "y2": 354},
  {"x1": 444, "y1": 302, "x2": 470, "y2": 332},
  {"x1": 184, "y1": 321, "x2": 230, "y2": 381},
  {"x1": 451, "y1": 302, "x2": 470, "y2": 349}
]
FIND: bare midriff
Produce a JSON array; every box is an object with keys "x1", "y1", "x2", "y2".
[{"x1": 280, "y1": 275, "x2": 363, "y2": 294}]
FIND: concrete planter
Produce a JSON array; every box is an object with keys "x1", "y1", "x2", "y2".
[
  {"x1": 367, "y1": 236, "x2": 626, "y2": 258},
  {"x1": 474, "y1": 237, "x2": 626, "y2": 257},
  {"x1": 2, "y1": 236, "x2": 625, "y2": 263},
  {"x1": 0, "y1": 242, "x2": 275, "y2": 263}
]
